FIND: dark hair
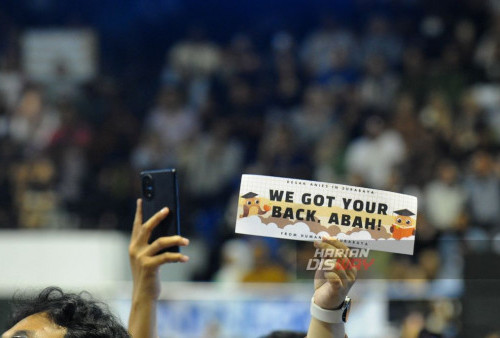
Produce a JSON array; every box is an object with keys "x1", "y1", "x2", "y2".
[{"x1": 8, "y1": 287, "x2": 129, "y2": 338}]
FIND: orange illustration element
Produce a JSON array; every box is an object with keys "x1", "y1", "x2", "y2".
[
  {"x1": 390, "y1": 209, "x2": 416, "y2": 240},
  {"x1": 239, "y1": 192, "x2": 271, "y2": 218}
]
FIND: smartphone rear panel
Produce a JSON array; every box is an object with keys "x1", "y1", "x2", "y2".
[{"x1": 140, "y1": 169, "x2": 180, "y2": 253}]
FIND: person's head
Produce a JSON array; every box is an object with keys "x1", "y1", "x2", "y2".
[
  {"x1": 437, "y1": 160, "x2": 459, "y2": 185},
  {"x1": 2, "y1": 287, "x2": 129, "y2": 338},
  {"x1": 364, "y1": 115, "x2": 385, "y2": 139},
  {"x1": 158, "y1": 84, "x2": 185, "y2": 110},
  {"x1": 471, "y1": 151, "x2": 494, "y2": 177}
]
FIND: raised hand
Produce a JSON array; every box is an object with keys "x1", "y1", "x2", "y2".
[{"x1": 128, "y1": 199, "x2": 189, "y2": 338}]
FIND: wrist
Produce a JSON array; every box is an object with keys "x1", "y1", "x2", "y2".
[
  {"x1": 132, "y1": 287, "x2": 159, "y2": 303},
  {"x1": 132, "y1": 280, "x2": 161, "y2": 300},
  {"x1": 328, "y1": 299, "x2": 346, "y2": 310},
  {"x1": 313, "y1": 294, "x2": 345, "y2": 310},
  {"x1": 310, "y1": 296, "x2": 351, "y2": 324},
  {"x1": 131, "y1": 295, "x2": 156, "y2": 305}
]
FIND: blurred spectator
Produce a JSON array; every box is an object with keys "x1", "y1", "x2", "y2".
[
  {"x1": 134, "y1": 84, "x2": 199, "y2": 168},
  {"x1": 222, "y1": 77, "x2": 265, "y2": 163},
  {"x1": 400, "y1": 312, "x2": 426, "y2": 338},
  {"x1": 290, "y1": 85, "x2": 336, "y2": 146},
  {"x1": 241, "y1": 240, "x2": 290, "y2": 283},
  {"x1": 475, "y1": 16, "x2": 500, "y2": 81},
  {"x1": 395, "y1": 99, "x2": 441, "y2": 186},
  {"x1": 131, "y1": 133, "x2": 166, "y2": 170},
  {"x1": 166, "y1": 26, "x2": 221, "y2": 109},
  {"x1": 9, "y1": 86, "x2": 60, "y2": 154},
  {"x1": 429, "y1": 43, "x2": 467, "y2": 104},
  {"x1": 223, "y1": 35, "x2": 263, "y2": 80},
  {"x1": 454, "y1": 20, "x2": 478, "y2": 73},
  {"x1": 268, "y1": 33, "x2": 304, "y2": 112},
  {"x1": 168, "y1": 26, "x2": 221, "y2": 80},
  {"x1": 47, "y1": 101, "x2": 91, "y2": 209},
  {"x1": 13, "y1": 158, "x2": 60, "y2": 228},
  {"x1": 0, "y1": 52, "x2": 23, "y2": 110},
  {"x1": 214, "y1": 239, "x2": 253, "y2": 283},
  {"x1": 424, "y1": 161, "x2": 467, "y2": 232},
  {"x1": 0, "y1": 153, "x2": 14, "y2": 228},
  {"x1": 425, "y1": 299, "x2": 458, "y2": 336},
  {"x1": 464, "y1": 151, "x2": 500, "y2": 231},
  {"x1": 300, "y1": 17, "x2": 357, "y2": 79},
  {"x1": 312, "y1": 127, "x2": 346, "y2": 183},
  {"x1": 400, "y1": 47, "x2": 428, "y2": 104},
  {"x1": 419, "y1": 92, "x2": 453, "y2": 144},
  {"x1": 393, "y1": 93, "x2": 419, "y2": 147},
  {"x1": 0, "y1": 93, "x2": 8, "y2": 139},
  {"x1": 359, "y1": 55, "x2": 399, "y2": 110},
  {"x1": 345, "y1": 115, "x2": 406, "y2": 189},
  {"x1": 258, "y1": 123, "x2": 312, "y2": 179},
  {"x1": 46, "y1": 62, "x2": 81, "y2": 102},
  {"x1": 182, "y1": 118, "x2": 243, "y2": 202},
  {"x1": 360, "y1": 15, "x2": 403, "y2": 66},
  {"x1": 453, "y1": 90, "x2": 493, "y2": 154}
]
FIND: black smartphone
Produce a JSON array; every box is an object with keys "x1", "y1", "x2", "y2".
[{"x1": 140, "y1": 168, "x2": 180, "y2": 253}]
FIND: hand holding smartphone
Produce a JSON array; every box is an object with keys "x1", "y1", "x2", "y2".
[{"x1": 140, "y1": 169, "x2": 181, "y2": 253}]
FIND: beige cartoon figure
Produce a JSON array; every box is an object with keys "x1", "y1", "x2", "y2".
[
  {"x1": 240, "y1": 192, "x2": 271, "y2": 218},
  {"x1": 390, "y1": 209, "x2": 416, "y2": 240}
]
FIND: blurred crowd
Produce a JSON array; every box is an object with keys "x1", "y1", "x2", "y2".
[
  {"x1": 2, "y1": 0, "x2": 500, "y2": 335},
  {"x1": 1, "y1": 0, "x2": 500, "y2": 301}
]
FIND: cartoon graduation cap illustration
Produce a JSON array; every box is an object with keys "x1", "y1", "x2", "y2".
[
  {"x1": 240, "y1": 192, "x2": 271, "y2": 218},
  {"x1": 390, "y1": 208, "x2": 416, "y2": 240},
  {"x1": 242, "y1": 192, "x2": 258, "y2": 199}
]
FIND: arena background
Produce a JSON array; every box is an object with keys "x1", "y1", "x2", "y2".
[{"x1": 0, "y1": 0, "x2": 499, "y2": 337}]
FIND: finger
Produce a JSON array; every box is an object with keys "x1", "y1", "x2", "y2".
[
  {"x1": 331, "y1": 247, "x2": 358, "y2": 281},
  {"x1": 322, "y1": 236, "x2": 350, "y2": 252},
  {"x1": 144, "y1": 236, "x2": 189, "y2": 256},
  {"x1": 147, "y1": 252, "x2": 189, "y2": 267},
  {"x1": 335, "y1": 258, "x2": 358, "y2": 290},
  {"x1": 346, "y1": 263, "x2": 358, "y2": 281},
  {"x1": 132, "y1": 199, "x2": 143, "y2": 239},
  {"x1": 139, "y1": 207, "x2": 169, "y2": 242},
  {"x1": 333, "y1": 260, "x2": 350, "y2": 285},
  {"x1": 314, "y1": 269, "x2": 325, "y2": 289},
  {"x1": 324, "y1": 271, "x2": 344, "y2": 288},
  {"x1": 313, "y1": 240, "x2": 350, "y2": 258},
  {"x1": 345, "y1": 268, "x2": 357, "y2": 283}
]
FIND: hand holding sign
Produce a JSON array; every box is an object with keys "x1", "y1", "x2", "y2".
[{"x1": 313, "y1": 236, "x2": 357, "y2": 310}]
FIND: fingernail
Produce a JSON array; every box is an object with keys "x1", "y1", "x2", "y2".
[
  {"x1": 161, "y1": 207, "x2": 169, "y2": 214},
  {"x1": 183, "y1": 238, "x2": 190, "y2": 245},
  {"x1": 314, "y1": 240, "x2": 321, "y2": 247},
  {"x1": 181, "y1": 256, "x2": 189, "y2": 262}
]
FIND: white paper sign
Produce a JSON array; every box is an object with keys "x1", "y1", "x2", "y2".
[{"x1": 235, "y1": 175, "x2": 418, "y2": 255}]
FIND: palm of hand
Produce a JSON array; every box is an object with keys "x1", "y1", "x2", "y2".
[
  {"x1": 312, "y1": 238, "x2": 358, "y2": 310},
  {"x1": 313, "y1": 268, "x2": 350, "y2": 309}
]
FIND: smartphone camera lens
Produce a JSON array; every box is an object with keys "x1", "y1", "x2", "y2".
[{"x1": 142, "y1": 174, "x2": 154, "y2": 200}]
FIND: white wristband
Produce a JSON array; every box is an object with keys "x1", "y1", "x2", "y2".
[{"x1": 310, "y1": 297, "x2": 348, "y2": 324}]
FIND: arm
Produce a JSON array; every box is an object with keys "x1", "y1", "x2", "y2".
[
  {"x1": 128, "y1": 199, "x2": 190, "y2": 338},
  {"x1": 307, "y1": 237, "x2": 357, "y2": 338}
]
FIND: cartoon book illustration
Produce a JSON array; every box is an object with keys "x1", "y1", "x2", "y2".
[{"x1": 390, "y1": 209, "x2": 416, "y2": 240}]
